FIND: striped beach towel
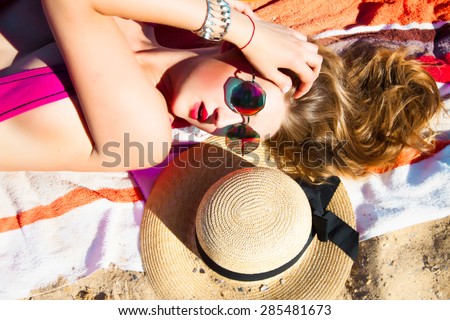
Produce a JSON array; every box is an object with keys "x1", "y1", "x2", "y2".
[
  {"x1": 0, "y1": 171, "x2": 145, "y2": 299},
  {"x1": 1, "y1": 0, "x2": 449, "y2": 299}
]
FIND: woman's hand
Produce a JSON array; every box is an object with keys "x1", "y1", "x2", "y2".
[
  {"x1": 227, "y1": 0, "x2": 258, "y2": 19},
  {"x1": 241, "y1": 18, "x2": 322, "y2": 99},
  {"x1": 224, "y1": 1, "x2": 322, "y2": 99},
  {"x1": 226, "y1": 1, "x2": 322, "y2": 98}
]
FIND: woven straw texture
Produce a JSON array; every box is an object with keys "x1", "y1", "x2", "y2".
[
  {"x1": 196, "y1": 168, "x2": 312, "y2": 274},
  {"x1": 141, "y1": 137, "x2": 355, "y2": 299}
]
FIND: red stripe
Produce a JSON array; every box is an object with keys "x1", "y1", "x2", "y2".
[
  {"x1": 408, "y1": 140, "x2": 450, "y2": 165},
  {"x1": 0, "y1": 187, "x2": 144, "y2": 233},
  {"x1": 418, "y1": 54, "x2": 450, "y2": 83}
]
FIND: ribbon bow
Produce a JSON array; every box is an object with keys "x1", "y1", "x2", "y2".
[{"x1": 296, "y1": 176, "x2": 359, "y2": 261}]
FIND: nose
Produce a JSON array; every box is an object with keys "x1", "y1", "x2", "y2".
[{"x1": 213, "y1": 106, "x2": 244, "y2": 129}]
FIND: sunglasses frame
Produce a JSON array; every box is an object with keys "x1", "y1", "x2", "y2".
[
  {"x1": 224, "y1": 73, "x2": 266, "y2": 116},
  {"x1": 224, "y1": 73, "x2": 267, "y2": 155}
]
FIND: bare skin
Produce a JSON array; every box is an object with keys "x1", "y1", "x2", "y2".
[
  {"x1": 0, "y1": 0, "x2": 320, "y2": 171},
  {"x1": 0, "y1": 0, "x2": 168, "y2": 171}
]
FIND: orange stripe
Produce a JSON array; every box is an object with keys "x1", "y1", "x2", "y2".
[
  {"x1": 368, "y1": 140, "x2": 450, "y2": 174},
  {"x1": 254, "y1": 0, "x2": 450, "y2": 35},
  {"x1": 0, "y1": 187, "x2": 144, "y2": 233}
]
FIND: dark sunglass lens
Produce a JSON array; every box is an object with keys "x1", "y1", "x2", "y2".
[
  {"x1": 225, "y1": 125, "x2": 260, "y2": 155},
  {"x1": 230, "y1": 82, "x2": 265, "y2": 115}
]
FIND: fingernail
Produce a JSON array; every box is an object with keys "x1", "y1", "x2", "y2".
[
  {"x1": 295, "y1": 91, "x2": 306, "y2": 99},
  {"x1": 282, "y1": 85, "x2": 290, "y2": 94}
]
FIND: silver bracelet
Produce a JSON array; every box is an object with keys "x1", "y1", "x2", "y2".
[{"x1": 193, "y1": 0, "x2": 231, "y2": 42}]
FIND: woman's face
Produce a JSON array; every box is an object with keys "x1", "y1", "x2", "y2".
[{"x1": 169, "y1": 49, "x2": 288, "y2": 140}]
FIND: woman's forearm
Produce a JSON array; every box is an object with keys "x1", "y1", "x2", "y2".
[
  {"x1": 79, "y1": 0, "x2": 321, "y2": 98},
  {"x1": 89, "y1": 0, "x2": 322, "y2": 98},
  {"x1": 90, "y1": 0, "x2": 254, "y2": 49},
  {"x1": 92, "y1": 0, "x2": 207, "y2": 30}
]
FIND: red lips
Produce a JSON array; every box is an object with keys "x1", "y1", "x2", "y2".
[
  {"x1": 198, "y1": 103, "x2": 208, "y2": 122},
  {"x1": 189, "y1": 102, "x2": 201, "y2": 120},
  {"x1": 189, "y1": 102, "x2": 208, "y2": 122}
]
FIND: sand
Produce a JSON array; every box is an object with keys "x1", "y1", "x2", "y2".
[{"x1": 27, "y1": 215, "x2": 449, "y2": 300}]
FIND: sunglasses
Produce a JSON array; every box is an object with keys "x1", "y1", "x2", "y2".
[{"x1": 224, "y1": 73, "x2": 266, "y2": 155}]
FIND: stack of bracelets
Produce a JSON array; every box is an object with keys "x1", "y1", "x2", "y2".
[{"x1": 193, "y1": 0, "x2": 255, "y2": 49}]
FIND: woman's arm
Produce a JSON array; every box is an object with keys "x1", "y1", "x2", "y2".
[
  {"x1": 44, "y1": 0, "x2": 321, "y2": 99},
  {"x1": 40, "y1": 0, "x2": 321, "y2": 171},
  {"x1": 89, "y1": 0, "x2": 322, "y2": 97},
  {"x1": 41, "y1": 0, "x2": 173, "y2": 170}
]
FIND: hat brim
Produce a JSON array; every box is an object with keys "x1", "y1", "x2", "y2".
[{"x1": 141, "y1": 136, "x2": 355, "y2": 299}]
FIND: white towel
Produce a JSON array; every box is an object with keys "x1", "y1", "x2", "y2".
[
  {"x1": 342, "y1": 144, "x2": 450, "y2": 240},
  {"x1": 0, "y1": 171, "x2": 145, "y2": 299}
]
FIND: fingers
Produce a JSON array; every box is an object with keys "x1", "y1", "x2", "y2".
[
  {"x1": 302, "y1": 40, "x2": 319, "y2": 54},
  {"x1": 238, "y1": 18, "x2": 323, "y2": 99},
  {"x1": 275, "y1": 29, "x2": 322, "y2": 98},
  {"x1": 293, "y1": 46, "x2": 323, "y2": 98},
  {"x1": 257, "y1": 46, "x2": 322, "y2": 98},
  {"x1": 269, "y1": 58, "x2": 321, "y2": 99},
  {"x1": 228, "y1": 0, "x2": 259, "y2": 19},
  {"x1": 265, "y1": 71, "x2": 293, "y2": 95},
  {"x1": 273, "y1": 42, "x2": 322, "y2": 98},
  {"x1": 291, "y1": 29, "x2": 307, "y2": 42}
]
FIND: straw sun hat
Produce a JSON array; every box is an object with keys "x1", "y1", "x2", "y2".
[{"x1": 140, "y1": 136, "x2": 359, "y2": 299}]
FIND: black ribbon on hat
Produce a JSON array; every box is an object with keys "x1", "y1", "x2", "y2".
[
  {"x1": 296, "y1": 176, "x2": 359, "y2": 261},
  {"x1": 196, "y1": 176, "x2": 359, "y2": 282}
]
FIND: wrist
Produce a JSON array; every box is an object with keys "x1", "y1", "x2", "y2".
[
  {"x1": 223, "y1": 8, "x2": 254, "y2": 49},
  {"x1": 238, "y1": 14, "x2": 255, "y2": 50}
]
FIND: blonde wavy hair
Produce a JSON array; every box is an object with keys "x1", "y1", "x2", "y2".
[{"x1": 267, "y1": 41, "x2": 444, "y2": 184}]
